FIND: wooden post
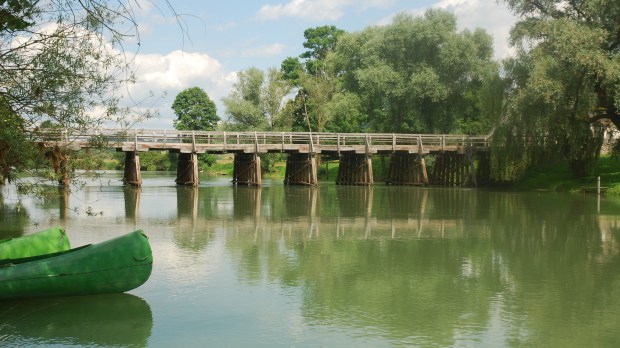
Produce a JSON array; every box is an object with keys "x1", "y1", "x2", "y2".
[
  {"x1": 233, "y1": 153, "x2": 262, "y2": 186},
  {"x1": 386, "y1": 152, "x2": 428, "y2": 186},
  {"x1": 336, "y1": 153, "x2": 374, "y2": 185},
  {"x1": 123, "y1": 151, "x2": 142, "y2": 187},
  {"x1": 44, "y1": 145, "x2": 71, "y2": 188},
  {"x1": 59, "y1": 187, "x2": 70, "y2": 220},
  {"x1": 176, "y1": 152, "x2": 199, "y2": 186},
  {"x1": 284, "y1": 153, "x2": 318, "y2": 186}
]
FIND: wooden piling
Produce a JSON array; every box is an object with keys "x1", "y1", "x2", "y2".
[
  {"x1": 284, "y1": 153, "x2": 318, "y2": 186},
  {"x1": 176, "y1": 152, "x2": 199, "y2": 186},
  {"x1": 44, "y1": 145, "x2": 71, "y2": 187},
  {"x1": 386, "y1": 152, "x2": 428, "y2": 186},
  {"x1": 232, "y1": 153, "x2": 262, "y2": 186},
  {"x1": 430, "y1": 152, "x2": 478, "y2": 187},
  {"x1": 336, "y1": 153, "x2": 374, "y2": 185},
  {"x1": 123, "y1": 151, "x2": 142, "y2": 187}
]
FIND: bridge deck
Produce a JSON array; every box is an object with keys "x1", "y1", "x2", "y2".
[{"x1": 36, "y1": 129, "x2": 490, "y2": 154}]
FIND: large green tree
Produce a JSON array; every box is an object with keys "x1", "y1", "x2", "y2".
[
  {"x1": 222, "y1": 67, "x2": 291, "y2": 132},
  {"x1": 329, "y1": 10, "x2": 500, "y2": 134},
  {"x1": 493, "y1": 0, "x2": 620, "y2": 180},
  {"x1": 281, "y1": 25, "x2": 346, "y2": 133},
  {"x1": 222, "y1": 67, "x2": 267, "y2": 131},
  {"x1": 172, "y1": 87, "x2": 219, "y2": 131}
]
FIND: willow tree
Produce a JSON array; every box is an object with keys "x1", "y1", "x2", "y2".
[
  {"x1": 493, "y1": 0, "x2": 620, "y2": 180},
  {"x1": 328, "y1": 10, "x2": 500, "y2": 134},
  {"x1": 0, "y1": 1, "x2": 166, "y2": 188}
]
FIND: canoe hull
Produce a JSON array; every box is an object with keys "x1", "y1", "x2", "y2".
[
  {"x1": 0, "y1": 230, "x2": 152, "y2": 300},
  {"x1": 0, "y1": 227, "x2": 71, "y2": 259}
]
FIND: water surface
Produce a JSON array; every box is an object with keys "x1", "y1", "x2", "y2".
[{"x1": 1, "y1": 172, "x2": 620, "y2": 347}]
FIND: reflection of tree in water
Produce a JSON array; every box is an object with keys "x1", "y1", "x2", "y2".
[
  {"x1": 0, "y1": 193, "x2": 29, "y2": 239},
  {"x1": 485, "y1": 192, "x2": 620, "y2": 346},
  {"x1": 224, "y1": 188, "x2": 620, "y2": 346}
]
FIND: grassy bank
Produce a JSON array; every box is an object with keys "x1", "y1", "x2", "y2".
[{"x1": 514, "y1": 155, "x2": 620, "y2": 195}]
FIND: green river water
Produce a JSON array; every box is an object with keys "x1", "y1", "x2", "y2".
[{"x1": 1, "y1": 172, "x2": 620, "y2": 347}]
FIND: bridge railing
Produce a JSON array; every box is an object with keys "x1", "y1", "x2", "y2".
[{"x1": 33, "y1": 128, "x2": 490, "y2": 151}]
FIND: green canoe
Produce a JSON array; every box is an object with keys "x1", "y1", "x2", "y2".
[
  {"x1": 0, "y1": 230, "x2": 152, "y2": 300},
  {"x1": 0, "y1": 227, "x2": 71, "y2": 259}
]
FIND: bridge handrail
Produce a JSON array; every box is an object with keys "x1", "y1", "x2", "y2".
[{"x1": 32, "y1": 128, "x2": 490, "y2": 149}]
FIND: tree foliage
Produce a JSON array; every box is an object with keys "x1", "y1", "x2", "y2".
[
  {"x1": 281, "y1": 25, "x2": 345, "y2": 133},
  {"x1": 0, "y1": 0, "x2": 164, "y2": 187},
  {"x1": 492, "y1": 0, "x2": 620, "y2": 180},
  {"x1": 222, "y1": 67, "x2": 292, "y2": 132},
  {"x1": 222, "y1": 67, "x2": 268, "y2": 131},
  {"x1": 172, "y1": 87, "x2": 219, "y2": 131},
  {"x1": 328, "y1": 10, "x2": 500, "y2": 134}
]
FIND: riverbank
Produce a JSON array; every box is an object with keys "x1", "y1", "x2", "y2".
[{"x1": 514, "y1": 155, "x2": 620, "y2": 195}]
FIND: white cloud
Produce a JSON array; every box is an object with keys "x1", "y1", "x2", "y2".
[
  {"x1": 121, "y1": 51, "x2": 234, "y2": 129},
  {"x1": 257, "y1": 0, "x2": 391, "y2": 21}
]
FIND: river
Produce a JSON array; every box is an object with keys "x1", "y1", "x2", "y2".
[{"x1": 1, "y1": 172, "x2": 620, "y2": 347}]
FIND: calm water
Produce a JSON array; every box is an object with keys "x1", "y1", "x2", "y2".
[{"x1": 1, "y1": 172, "x2": 620, "y2": 347}]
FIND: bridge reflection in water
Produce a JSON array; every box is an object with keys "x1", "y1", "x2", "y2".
[{"x1": 116, "y1": 184, "x2": 490, "y2": 249}]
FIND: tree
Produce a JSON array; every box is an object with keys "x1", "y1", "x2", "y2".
[
  {"x1": 301, "y1": 25, "x2": 346, "y2": 61},
  {"x1": 172, "y1": 87, "x2": 219, "y2": 131},
  {"x1": 328, "y1": 10, "x2": 500, "y2": 134},
  {"x1": 222, "y1": 67, "x2": 267, "y2": 131},
  {"x1": 222, "y1": 67, "x2": 292, "y2": 132},
  {"x1": 0, "y1": 0, "x2": 169, "y2": 188},
  {"x1": 171, "y1": 87, "x2": 219, "y2": 168},
  {"x1": 262, "y1": 68, "x2": 293, "y2": 131},
  {"x1": 281, "y1": 26, "x2": 346, "y2": 134},
  {"x1": 492, "y1": 0, "x2": 620, "y2": 180}
]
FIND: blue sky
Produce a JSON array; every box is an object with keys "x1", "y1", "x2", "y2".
[{"x1": 125, "y1": 0, "x2": 516, "y2": 129}]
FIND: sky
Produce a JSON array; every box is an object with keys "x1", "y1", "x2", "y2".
[{"x1": 124, "y1": 0, "x2": 517, "y2": 129}]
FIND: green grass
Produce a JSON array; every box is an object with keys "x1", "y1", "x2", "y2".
[{"x1": 515, "y1": 155, "x2": 620, "y2": 194}]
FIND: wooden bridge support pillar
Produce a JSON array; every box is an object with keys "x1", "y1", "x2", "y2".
[
  {"x1": 176, "y1": 152, "x2": 199, "y2": 186},
  {"x1": 336, "y1": 154, "x2": 374, "y2": 186},
  {"x1": 284, "y1": 153, "x2": 318, "y2": 186},
  {"x1": 123, "y1": 151, "x2": 142, "y2": 187},
  {"x1": 429, "y1": 152, "x2": 477, "y2": 186},
  {"x1": 232, "y1": 153, "x2": 262, "y2": 186},
  {"x1": 386, "y1": 153, "x2": 428, "y2": 186},
  {"x1": 44, "y1": 145, "x2": 71, "y2": 187}
]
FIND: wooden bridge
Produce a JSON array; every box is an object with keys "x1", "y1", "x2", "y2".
[{"x1": 35, "y1": 128, "x2": 491, "y2": 187}]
